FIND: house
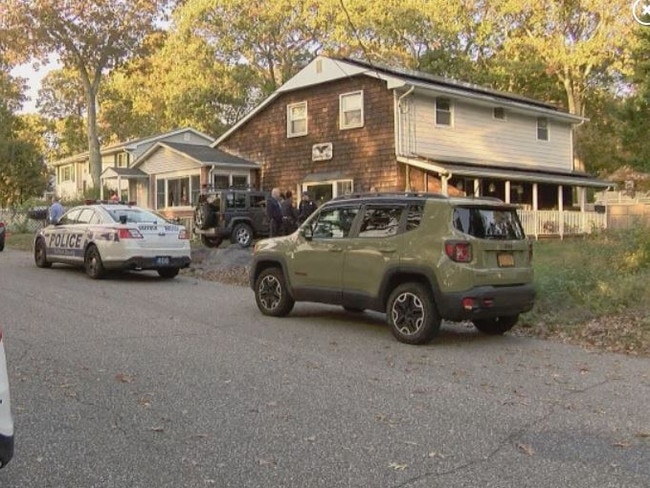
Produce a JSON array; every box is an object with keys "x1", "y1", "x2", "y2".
[
  {"x1": 125, "y1": 141, "x2": 259, "y2": 221},
  {"x1": 49, "y1": 128, "x2": 214, "y2": 200},
  {"x1": 214, "y1": 56, "x2": 610, "y2": 237}
]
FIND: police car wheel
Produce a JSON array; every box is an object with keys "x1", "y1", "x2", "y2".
[
  {"x1": 200, "y1": 235, "x2": 222, "y2": 248},
  {"x1": 34, "y1": 238, "x2": 51, "y2": 268},
  {"x1": 158, "y1": 267, "x2": 179, "y2": 279},
  {"x1": 84, "y1": 245, "x2": 105, "y2": 279}
]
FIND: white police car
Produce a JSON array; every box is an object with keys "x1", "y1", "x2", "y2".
[
  {"x1": 34, "y1": 202, "x2": 191, "y2": 279},
  {"x1": 0, "y1": 324, "x2": 13, "y2": 468}
]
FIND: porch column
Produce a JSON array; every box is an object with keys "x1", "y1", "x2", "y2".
[
  {"x1": 118, "y1": 176, "x2": 122, "y2": 200},
  {"x1": 532, "y1": 183, "x2": 538, "y2": 210},
  {"x1": 505, "y1": 181, "x2": 511, "y2": 203},
  {"x1": 100, "y1": 178, "x2": 104, "y2": 200},
  {"x1": 578, "y1": 186, "x2": 586, "y2": 212},
  {"x1": 405, "y1": 165, "x2": 411, "y2": 191},
  {"x1": 558, "y1": 185, "x2": 564, "y2": 239},
  {"x1": 441, "y1": 174, "x2": 449, "y2": 195},
  {"x1": 473, "y1": 178, "x2": 480, "y2": 197}
]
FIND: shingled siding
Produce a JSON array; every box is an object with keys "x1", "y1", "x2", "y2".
[{"x1": 219, "y1": 76, "x2": 402, "y2": 194}]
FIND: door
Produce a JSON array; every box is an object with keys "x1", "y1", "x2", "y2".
[{"x1": 289, "y1": 204, "x2": 360, "y2": 302}]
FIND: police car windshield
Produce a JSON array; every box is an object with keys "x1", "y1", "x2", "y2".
[{"x1": 106, "y1": 208, "x2": 168, "y2": 224}]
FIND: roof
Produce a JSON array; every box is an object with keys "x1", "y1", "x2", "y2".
[
  {"x1": 215, "y1": 55, "x2": 582, "y2": 146},
  {"x1": 399, "y1": 157, "x2": 610, "y2": 189},
  {"x1": 100, "y1": 167, "x2": 148, "y2": 178},
  {"x1": 50, "y1": 127, "x2": 215, "y2": 167},
  {"x1": 133, "y1": 141, "x2": 259, "y2": 169}
]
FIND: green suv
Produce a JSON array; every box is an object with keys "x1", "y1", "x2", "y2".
[{"x1": 250, "y1": 193, "x2": 535, "y2": 345}]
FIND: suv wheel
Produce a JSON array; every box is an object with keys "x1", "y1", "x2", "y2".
[
  {"x1": 472, "y1": 315, "x2": 519, "y2": 335},
  {"x1": 387, "y1": 283, "x2": 440, "y2": 345},
  {"x1": 200, "y1": 235, "x2": 222, "y2": 248},
  {"x1": 195, "y1": 203, "x2": 217, "y2": 230},
  {"x1": 232, "y1": 223, "x2": 253, "y2": 248},
  {"x1": 255, "y1": 267, "x2": 295, "y2": 317}
]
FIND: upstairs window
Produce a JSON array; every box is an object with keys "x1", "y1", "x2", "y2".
[
  {"x1": 537, "y1": 117, "x2": 549, "y2": 141},
  {"x1": 435, "y1": 97, "x2": 452, "y2": 126},
  {"x1": 116, "y1": 153, "x2": 129, "y2": 168},
  {"x1": 340, "y1": 91, "x2": 364, "y2": 129},
  {"x1": 287, "y1": 101, "x2": 308, "y2": 137},
  {"x1": 493, "y1": 107, "x2": 506, "y2": 121}
]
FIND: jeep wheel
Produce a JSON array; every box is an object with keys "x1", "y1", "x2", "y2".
[
  {"x1": 158, "y1": 267, "x2": 180, "y2": 279},
  {"x1": 472, "y1": 315, "x2": 519, "y2": 335},
  {"x1": 232, "y1": 223, "x2": 253, "y2": 248},
  {"x1": 34, "y1": 238, "x2": 51, "y2": 268},
  {"x1": 387, "y1": 283, "x2": 440, "y2": 345},
  {"x1": 84, "y1": 245, "x2": 105, "y2": 279},
  {"x1": 255, "y1": 267, "x2": 295, "y2": 317},
  {"x1": 195, "y1": 203, "x2": 217, "y2": 230},
  {"x1": 200, "y1": 235, "x2": 222, "y2": 248}
]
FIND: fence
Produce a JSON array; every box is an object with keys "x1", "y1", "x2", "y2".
[
  {"x1": 0, "y1": 209, "x2": 47, "y2": 233},
  {"x1": 517, "y1": 210, "x2": 607, "y2": 239}
]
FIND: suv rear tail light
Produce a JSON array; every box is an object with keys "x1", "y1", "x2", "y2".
[
  {"x1": 445, "y1": 241, "x2": 472, "y2": 263},
  {"x1": 117, "y1": 228, "x2": 143, "y2": 239}
]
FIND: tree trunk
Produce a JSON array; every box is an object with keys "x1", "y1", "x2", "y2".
[{"x1": 86, "y1": 87, "x2": 101, "y2": 191}]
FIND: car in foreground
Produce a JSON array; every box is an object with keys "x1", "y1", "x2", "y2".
[
  {"x1": 0, "y1": 221, "x2": 5, "y2": 252},
  {"x1": 0, "y1": 324, "x2": 14, "y2": 468},
  {"x1": 33, "y1": 202, "x2": 191, "y2": 279},
  {"x1": 250, "y1": 192, "x2": 535, "y2": 345}
]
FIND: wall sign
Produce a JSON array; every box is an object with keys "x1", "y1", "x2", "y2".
[{"x1": 312, "y1": 142, "x2": 333, "y2": 161}]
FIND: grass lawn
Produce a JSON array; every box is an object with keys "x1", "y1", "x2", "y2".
[{"x1": 4, "y1": 232, "x2": 34, "y2": 252}]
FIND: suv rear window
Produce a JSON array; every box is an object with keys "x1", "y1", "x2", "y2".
[{"x1": 453, "y1": 206, "x2": 525, "y2": 240}]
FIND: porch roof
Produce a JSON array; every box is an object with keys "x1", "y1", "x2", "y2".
[
  {"x1": 100, "y1": 167, "x2": 149, "y2": 179},
  {"x1": 399, "y1": 157, "x2": 611, "y2": 189}
]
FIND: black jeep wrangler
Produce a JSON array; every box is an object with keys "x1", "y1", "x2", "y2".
[{"x1": 193, "y1": 188, "x2": 270, "y2": 248}]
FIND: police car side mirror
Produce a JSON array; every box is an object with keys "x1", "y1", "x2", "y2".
[{"x1": 119, "y1": 215, "x2": 127, "y2": 224}]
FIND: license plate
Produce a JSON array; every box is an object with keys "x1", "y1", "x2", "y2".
[
  {"x1": 497, "y1": 253, "x2": 515, "y2": 267},
  {"x1": 155, "y1": 256, "x2": 171, "y2": 266}
]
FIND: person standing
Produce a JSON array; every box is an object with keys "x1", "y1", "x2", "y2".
[
  {"x1": 48, "y1": 195, "x2": 64, "y2": 224},
  {"x1": 280, "y1": 190, "x2": 299, "y2": 235},
  {"x1": 266, "y1": 187, "x2": 283, "y2": 237},
  {"x1": 298, "y1": 191, "x2": 317, "y2": 224},
  {"x1": 109, "y1": 189, "x2": 120, "y2": 202}
]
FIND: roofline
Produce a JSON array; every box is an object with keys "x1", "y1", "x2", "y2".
[
  {"x1": 132, "y1": 142, "x2": 205, "y2": 168},
  {"x1": 213, "y1": 92, "x2": 280, "y2": 146}
]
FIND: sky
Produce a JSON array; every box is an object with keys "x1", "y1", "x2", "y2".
[{"x1": 10, "y1": 60, "x2": 59, "y2": 114}]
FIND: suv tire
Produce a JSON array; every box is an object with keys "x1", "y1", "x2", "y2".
[
  {"x1": 254, "y1": 267, "x2": 295, "y2": 317},
  {"x1": 195, "y1": 203, "x2": 217, "y2": 230},
  {"x1": 387, "y1": 283, "x2": 440, "y2": 345},
  {"x1": 232, "y1": 223, "x2": 253, "y2": 248},
  {"x1": 200, "y1": 235, "x2": 222, "y2": 248},
  {"x1": 472, "y1": 315, "x2": 518, "y2": 335}
]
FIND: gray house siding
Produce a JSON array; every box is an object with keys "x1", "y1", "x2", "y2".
[
  {"x1": 138, "y1": 147, "x2": 201, "y2": 175},
  {"x1": 400, "y1": 94, "x2": 573, "y2": 172}
]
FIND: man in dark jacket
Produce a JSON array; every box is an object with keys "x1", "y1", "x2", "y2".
[
  {"x1": 280, "y1": 190, "x2": 298, "y2": 235},
  {"x1": 266, "y1": 187, "x2": 283, "y2": 237},
  {"x1": 298, "y1": 191, "x2": 317, "y2": 224}
]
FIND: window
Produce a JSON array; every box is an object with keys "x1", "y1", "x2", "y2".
[
  {"x1": 59, "y1": 208, "x2": 82, "y2": 225},
  {"x1": 537, "y1": 117, "x2": 549, "y2": 141},
  {"x1": 250, "y1": 194, "x2": 266, "y2": 208},
  {"x1": 213, "y1": 173, "x2": 249, "y2": 189},
  {"x1": 156, "y1": 174, "x2": 200, "y2": 209},
  {"x1": 61, "y1": 165, "x2": 74, "y2": 182},
  {"x1": 116, "y1": 153, "x2": 129, "y2": 168},
  {"x1": 225, "y1": 192, "x2": 247, "y2": 209},
  {"x1": 453, "y1": 207, "x2": 525, "y2": 240},
  {"x1": 358, "y1": 206, "x2": 403, "y2": 238},
  {"x1": 232, "y1": 175, "x2": 248, "y2": 188},
  {"x1": 340, "y1": 91, "x2": 364, "y2": 129},
  {"x1": 493, "y1": 107, "x2": 506, "y2": 121},
  {"x1": 435, "y1": 97, "x2": 452, "y2": 126},
  {"x1": 287, "y1": 101, "x2": 308, "y2": 137},
  {"x1": 406, "y1": 205, "x2": 424, "y2": 232},
  {"x1": 77, "y1": 209, "x2": 96, "y2": 224},
  {"x1": 311, "y1": 206, "x2": 359, "y2": 239},
  {"x1": 214, "y1": 175, "x2": 229, "y2": 189},
  {"x1": 305, "y1": 179, "x2": 354, "y2": 206}
]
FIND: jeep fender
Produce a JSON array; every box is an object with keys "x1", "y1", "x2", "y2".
[
  {"x1": 250, "y1": 255, "x2": 294, "y2": 296},
  {"x1": 378, "y1": 265, "x2": 445, "y2": 314}
]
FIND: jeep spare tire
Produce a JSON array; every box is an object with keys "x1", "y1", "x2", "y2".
[{"x1": 195, "y1": 203, "x2": 217, "y2": 230}]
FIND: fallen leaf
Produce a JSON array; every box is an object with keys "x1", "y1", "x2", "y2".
[
  {"x1": 428, "y1": 451, "x2": 446, "y2": 459},
  {"x1": 613, "y1": 440, "x2": 631, "y2": 448},
  {"x1": 635, "y1": 432, "x2": 650, "y2": 438},
  {"x1": 304, "y1": 436, "x2": 316, "y2": 442},
  {"x1": 115, "y1": 373, "x2": 135, "y2": 383},
  {"x1": 258, "y1": 458, "x2": 276, "y2": 466},
  {"x1": 151, "y1": 426, "x2": 165, "y2": 432},
  {"x1": 388, "y1": 462, "x2": 408, "y2": 471},
  {"x1": 516, "y1": 443, "x2": 535, "y2": 456}
]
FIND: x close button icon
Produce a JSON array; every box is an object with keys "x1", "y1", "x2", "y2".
[{"x1": 633, "y1": 0, "x2": 650, "y2": 25}]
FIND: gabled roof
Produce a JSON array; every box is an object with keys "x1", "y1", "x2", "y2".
[
  {"x1": 214, "y1": 55, "x2": 582, "y2": 146},
  {"x1": 133, "y1": 141, "x2": 258, "y2": 169},
  {"x1": 50, "y1": 127, "x2": 215, "y2": 167}
]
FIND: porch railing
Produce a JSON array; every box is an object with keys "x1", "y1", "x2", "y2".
[{"x1": 517, "y1": 210, "x2": 606, "y2": 239}]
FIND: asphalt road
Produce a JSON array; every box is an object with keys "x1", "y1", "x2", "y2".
[{"x1": 0, "y1": 247, "x2": 648, "y2": 488}]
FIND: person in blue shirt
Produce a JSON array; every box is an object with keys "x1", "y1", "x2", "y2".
[{"x1": 48, "y1": 195, "x2": 64, "y2": 224}]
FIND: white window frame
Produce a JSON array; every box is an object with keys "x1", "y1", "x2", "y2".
[
  {"x1": 537, "y1": 117, "x2": 549, "y2": 141},
  {"x1": 435, "y1": 97, "x2": 453, "y2": 127},
  {"x1": 493, "y1": 107, "x2": 506, "y2": 121},
  {"x1": 339, "y1": 90, "x2": 364, "y2": 130},
  {"x1": 287, "y1": 101, "x2": 308, "y2": 138},
  {"x1": 302, "y1": 178, "x2": 354, "y2": 204},
  {"x1": 155, "y1": 171, "x2": 201, "y2": 210},
  {"x1": 61, "y1": 165, "x2": 74, "y2": 182},
  {"x1": 211, "y1": 171, "x2": 250, "y2": 189}
]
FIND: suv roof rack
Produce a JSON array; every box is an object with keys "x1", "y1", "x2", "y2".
[{"x1": 332, "y1": 191, "x2": 448, "y2": 201}]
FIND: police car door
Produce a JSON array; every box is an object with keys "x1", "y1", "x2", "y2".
[{"x1": 45, "y1": 208, "x2": 84, "y2": 262}]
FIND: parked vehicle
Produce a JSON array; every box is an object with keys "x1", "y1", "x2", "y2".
[
  {"x1": 0, "y1": 324, "x2": 14, "y2": 468},
  {"x1": 193, "y1": 188, "x2": 270, "y2": 248},
  {"x1": 33, "y1": 202, "x2": 191, "y2": 279},
  {"x1": 0, "y1": 221, "x2": 5, "y2": 252},
  {"x1": 250, "y1": 192, "x2": 535, "y2": 345}
]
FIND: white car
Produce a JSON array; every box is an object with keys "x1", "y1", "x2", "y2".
[
  {"x1": 0, "y1": 325, "x2": 13, "y2": 468},
  {"x1": 34, "y1": 203, "x2": 191, "y2": 279}
]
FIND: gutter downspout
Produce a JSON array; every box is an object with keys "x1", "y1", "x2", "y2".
[{"x1": 396, "y1": 86, "x2": 415, "y2": 191}]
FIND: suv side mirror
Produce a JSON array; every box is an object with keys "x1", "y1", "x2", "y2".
[{"x1": 302, "y1": 225, "x2": 313, "y2": 241}]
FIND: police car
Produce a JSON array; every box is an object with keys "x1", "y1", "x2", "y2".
[{"x1": 34, "y1": 202, "x2": 191, "y2": 279}]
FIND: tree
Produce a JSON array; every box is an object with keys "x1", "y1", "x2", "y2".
[{"x1": 5, "y1": 0, "x2": 170, "y2": 188}]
